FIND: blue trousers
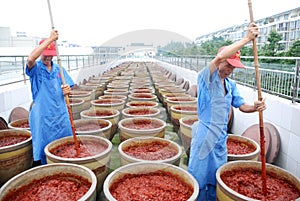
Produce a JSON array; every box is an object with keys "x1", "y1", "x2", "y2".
[{"x1": 197, "y1": 184, "x2": 216, "y2": 201}]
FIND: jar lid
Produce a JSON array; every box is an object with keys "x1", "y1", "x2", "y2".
[
  {"x1": 8, "y1": 107, "x2": 29, "y2": 123},
  {"x1": 242, "y1": 122, "x2": 280, "y2": 164}
]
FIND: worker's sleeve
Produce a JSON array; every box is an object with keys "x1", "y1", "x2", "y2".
[{"x1": 230, "y1": 80, "x2": 245, "y2": 108}]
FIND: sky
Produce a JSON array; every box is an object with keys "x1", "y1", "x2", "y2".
[{"x1": 0, "y1": 0, "x2": 299, "y2": 46}]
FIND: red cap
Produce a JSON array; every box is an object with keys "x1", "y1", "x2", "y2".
[
  {"x1": 218, "y1": 46, "x2": 245, "y2": 68},
  {"x1": 39, "y1": 39, "x2": 57, "y2": 56}
]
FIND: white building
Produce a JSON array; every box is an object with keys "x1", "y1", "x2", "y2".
[{"x1": 195, "y1": 7, "x2": 300, "y2": 51}]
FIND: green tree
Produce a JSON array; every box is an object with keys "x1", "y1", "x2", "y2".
[
  {"x1": 159, "y1": 36, "x2": 233, "y2": 56},
  {"x1": 286, "y1": 40, "x2": 300, "y2": 64},
  {"x1": 159, "y1": 41, "x2": 192, "y2": 56},
  {"x1": 286, "y1": 40, "x2": 300, "y2": 61},
  {"x1": 241, "y1": 46, "x2": 254, "y2": 62},
  {"x1": 198, "y1": 36, "x2": 232, "y2": 55},
  {"x1": 181, "y1": 44, "x2": 198, "y2": 56},
  {"x1": 260, "y1": 29, "x2": 284, "y2": 57}
]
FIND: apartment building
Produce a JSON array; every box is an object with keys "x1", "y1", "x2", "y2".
[{"x1": 195, "y1": 7, "x2": 300, "y2": 51}]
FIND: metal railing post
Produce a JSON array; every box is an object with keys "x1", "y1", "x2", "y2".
[
  {"x1": 76, "y1": 57, "x2": 79, "y2": 70},
  {"x1": 67, "y1": 56, "x2": 70, "y2": 71},
  {"x1": 180, "y1": 56, "x2": 183, "y2": 67},
  {"x1": 22, "y1": 56, "x2": 26, "y2": 84},
  {"x1": 292, "y1": 59, "x2": 300, "y2": 103}
]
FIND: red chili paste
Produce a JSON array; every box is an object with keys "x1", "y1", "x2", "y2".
[
  {"x1": 123, "y1": 119, "x2": 162, "y2": 130},
  {"x1": 94, "y1": 99, "x2": 122, "y2": 104},
  {"x1": 86, "y1": 110, "x2": 116, "y2": 117},
  {"x1": 0, "y1": 135, "x2": 30, "y2": 147},
  {"x1": 132, "y1": 94, "x2": 153, "y2": 98},
  {"x1": 173, "y1": 106, "x2": 197, "y2": 111},
  {"x1": 165, "y1": 94, "x2": 177, "y2": 97},
  {"x1": 123, "y1": 141, "x2": 177, "y2": 160},
  {"x1": 183, "y1": 118, "x2": 198, "y2": 126},
  {"x1": 129, "y1": 102, "x2": 155, "y2": 107},
  {"x1": 127, "y1": 109, "x2": 156, "y2": 115},
  {"x1": 50, "y1": 140, "x2": 108, "y2": 158},
  {"x1": 227, "y1": 138, "x2": 256, "y2": 155},
  {"x1": 69, "y1": 99, "x2": 82, "y2": 104},
  {"x1": 132, "y1": 87, "x2": 149, "y2": 90},
  {"x1": 101, "y1": 95, "x2": 124, "y2": 99},
  {"x1": 75, "y1": 122, "x2": 109, "y2": 131},
  {"x1": 18, "y1": 122, "x2": 30, "y2": 128},
  {"x1": 2, "y1": 173, "x2": 91, "y2": 201},
  {"x1": 221, "y1": 168, "x2": 300, "y2": 200},
  {"x1": 133, "y1": 89, "x2": 152, "y2": 93},
  {"x1": 10, "y1": 119, "x2": 30, "y2": 128},
  {"x1": 107, "y1": 89, "x2": 126, "y2": 92},
  {"x1": 169, "y1": 97, "x2": 194, "y2": 102},
  {"x1": 110, "y1": 170, "x2": 193, "y2": 201}
]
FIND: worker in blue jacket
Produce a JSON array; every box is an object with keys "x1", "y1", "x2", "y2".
[
  {"x1": 26, "y1": 30, "x2": 74, "y2": 165},
  {"x1": 188, "y1": 22, "x2": 266, "y2": 201}
]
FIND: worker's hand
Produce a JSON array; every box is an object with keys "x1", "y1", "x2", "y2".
[
  {"x1": 246, "y1": 22, "x2": 258, "y2": 41},
  {"x1": 49, "y1": 29, "x2": 59, "y2": 42},
  {"x1": 61, "y1": 84, "x2": 71, "y2": 96},
  {"x1": 254, "y1": 98, "x2": 266, "y2": 112}
]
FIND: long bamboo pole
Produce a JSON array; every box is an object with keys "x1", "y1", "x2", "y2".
[
  {"x1": 46, "y1": 0, "x2": 80, "y2": 155},
  {"x1": 247, "y1": 0, "x2": 267, "y2": 197}
]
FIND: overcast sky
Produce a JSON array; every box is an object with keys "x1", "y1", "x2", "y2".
[{"x1": 1, "y1": 0, "x2": 299, "y2": 46}]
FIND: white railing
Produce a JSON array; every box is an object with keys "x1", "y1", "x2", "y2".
[
  {"x1": 0, "y1": 53, "x2": 118, "y2": 86},
  {"x1": 156, "y1": 55, "x2": 300, "y2": 103}
]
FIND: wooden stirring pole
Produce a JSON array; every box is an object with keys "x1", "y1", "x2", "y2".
[
  {"x1": 247, "y1": 0, "x2": 267, "y2": 197},
  {"x1": 46, "y1": 0, "x2": 80, "y2": 156}
]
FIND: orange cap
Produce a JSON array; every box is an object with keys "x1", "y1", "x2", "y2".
[
  {"x1": 39, "y1": 39, "x2": 57, "y2": 56},
  {"x1": 218, "y1": 46, "x2": 245, "y2": 68}
]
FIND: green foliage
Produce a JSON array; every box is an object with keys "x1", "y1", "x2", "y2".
[
  {"x1": 285, "y1": 40, "x2": 300, "y2": 64},
  {"x1": 197, "y1": 36, "x2": 232, "y2": 55},
  {"x1": 159, "y1": 36, "x2": 233, "y2": 56},
  {"x1": 287, "y1": 40, "x2": 300, "y2": 57},
  {"x1": 259, "y1": 29, "x2": 284, "y2": 62},
  {"x1": 158, "y1": 41, "x2": 193, "y2": 56},
  {"x1": 241, "y1": 46, "x2": 254, "y2": 62},
  {"x1": 159, "y1": 29, "x2": 298, "y2": 66}
]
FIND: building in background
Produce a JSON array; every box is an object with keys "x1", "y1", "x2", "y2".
[
  {"x1": 0, "y1": 27, "x2": 39, "y2": 47},
  {"x1": 195, "y1": 7, "x2": 300, "y2": 51},
  {"x1": 0, "y1": 27, "x2": 81, "y2": 48},
  {"x1": 0, "y1": 27, "x2": 95, "y2": 56}
]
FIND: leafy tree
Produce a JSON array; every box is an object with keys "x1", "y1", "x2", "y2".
[
  {"x1": 184, "y1": 43, "x2": 199, "y2": 55},
  {"x1": 241, "y1": 46, "x2": 254, "y2": 62},
  {"x1": 241, "y1": 46, "x2": 254, "y2": 56},
  {"x1": 160, "y1": 36, "x2": 234, "y2": 56},
  {"x1": 285, "y1": 40, "x2": 300, "y2": 64},
  {"x1": 198, "y1": 36, "x2": 232, "y2": 55},
  {"x1": 159, "y1": 41, "x2": 192, "y2": 56},
  {"x1": 159, "y1": 30, "x2": 298, "y2": 66},
  {"x1": 259, "y1": 29, "x2": 284, "y2": 58}
]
